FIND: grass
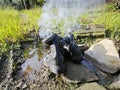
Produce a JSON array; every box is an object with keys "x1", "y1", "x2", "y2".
[
  {"x1": 0, "y1": 3, "x2": 120, "y2": 55},
  {"x1": 49, "y1": 4, "x2": 120, "y2": 40},
  {"x1": 0, "y1": 8, "x2": 42, "y2": 55},
  {"x1": 93, "y1": 11, "x2": 120, "y2": 39},
  {"x1": 78, "y1": 4, "x2": 120, "y2": 40}
]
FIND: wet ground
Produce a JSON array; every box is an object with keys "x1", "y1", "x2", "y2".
[
  {"x1": 12, "y1": 38, "x2": 49, "y2": 80},
  {"x1": 0, "y1": 32, "x2": 120, "y2": 90},
  {"x1": 0, "y1": 55, "x2": 9, "y2": 83}
]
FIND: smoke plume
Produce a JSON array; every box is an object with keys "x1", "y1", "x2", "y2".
[{"x1": 38, "y1": 0, "x2": 105, "y2": 34}]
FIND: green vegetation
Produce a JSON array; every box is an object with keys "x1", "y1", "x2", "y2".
[
  {"x1": 0, "y1": 0, "x2": 45, "y2": 9},
  {"x1": 78, "y1": 4, "x2": 120, "y2": 39},
  {"x1": 0, "y1": 8, "x2": 42, "y2": 55},
  {"x1": 93, "y1": 11, "x2": 120, "y2": 39},
  {"x1": 0, "y1": 3, "x2": 120, "y2": 55}
]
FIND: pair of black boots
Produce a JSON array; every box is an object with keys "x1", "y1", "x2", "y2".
[
  {"x1": 43, "y1": 33, "x2": 106, "y2": 85},
  {"x1": 44, "y1": 33, "x2": 83, "y2": 74}
]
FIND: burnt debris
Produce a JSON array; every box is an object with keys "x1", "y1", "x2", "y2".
[{"x1": 39, "y1": 30, "x2": 107, "y2": 85}]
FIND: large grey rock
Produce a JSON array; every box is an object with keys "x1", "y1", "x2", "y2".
[
  {"x1": 75, "y1": 83, "x2": 106, "y2": 90},
  {"x1": 85, "y1": 39, "x2": 120, "y2": 73},
  {"x1": 109, "y1": 74, "x2": 120, "y2": 89}
]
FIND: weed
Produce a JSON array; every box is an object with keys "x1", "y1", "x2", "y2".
[
  {"x1": 78, "y1": 4, "x2": 120, "y2": 40},
  {"x1": 0, "y1": 8, "x2": 42, "y2": 55}
]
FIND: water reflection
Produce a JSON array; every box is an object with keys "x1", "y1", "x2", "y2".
[
  {"x1": 22, "y1": 50, "x2": 42, "y2": 72},
  {"x1": 17, "y1": 42, "x2": 49, "y2": 80}
]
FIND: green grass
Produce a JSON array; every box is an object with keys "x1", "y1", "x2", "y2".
[
  {"x1": 0, "y1": 3, "x2": 120, "y2": 55},
  {"x1": 78, "y1": 4, "x2": 120, "y2": 39},
  {"x1": 0, "y1": 8, "x2": 42, "y2": 55},
  {"x1": 93, "y1": 11, "x2": 120, "y2": 39}
]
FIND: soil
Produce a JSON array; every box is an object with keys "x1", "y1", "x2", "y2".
[{"x1": 0, "y1": 31, "x2": 120, "y2": 90}]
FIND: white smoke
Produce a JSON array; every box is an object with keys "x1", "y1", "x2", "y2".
[{"x1": 38, "y1": 0, "x2": 105, "y2": 34}]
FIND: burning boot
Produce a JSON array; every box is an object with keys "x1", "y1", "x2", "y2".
[
  {"x1": 39, "y1": 29, "x2": 106, "y2": 85},
  {"x1": 63, "y1": 34, "x2": 83, "y2": 64},
  {"x1": 63, "y1": 34, "x2": 107, "y2": 85},
  {"x1": 39, "y1": 30, "x2": 66, "y2": 75}
]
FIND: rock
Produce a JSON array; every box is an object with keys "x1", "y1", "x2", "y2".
[
  {"x1": 32, "y1": 57, "x2": 99, "y2": 89},
  {"x1": 76, "y1": 83, "x2": 106, "y2": 90},
  {"x1": 63, "y1": 61, "x2": 98, "y2": 83},
  {"x1": 0, "y1": 56, "x2": 10, "y2": 83},
  {"x1": 22, "y1": 84, "x2": 28, "y2": 89},
  {"x1": 42, "y1": 45, "x2": 98, "y2": 83},
  {"x1": 40, "y1": 44, "x2": 100, "y2": 84},
  {"x1": 109, "y1": 74, "x2": 120, "y2": 89},
  {"x1": 85, "y1": 39, "x2": 120, "y2": 73},
  {"x1": 43, "y1": 45, "x2": 63, "y2": 74},
  {"x1": 16, "y1": 82, "x2": 23, "y2": 88}
]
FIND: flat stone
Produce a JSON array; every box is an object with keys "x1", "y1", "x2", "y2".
[
  {"x1": 109, "y1": 74, "x2": 120, "y2": 89},
  {"x1": 85, "y1": 39, "x2": 120, "y2": 73},
  {"x1": 76, "y1": 83, "x2": 106, "y2": 90},
  {"x1": 41, "y1": 45, "x2": 99, "y2": 83},
  {"x1": 16, "y1": 82, "x2": 23, "y2": 88},
  {"x1": 22, "y1": 84, "x2": 27, "y2": 89},
  {"x1": 43, "y1": 45, "x2": 65, "y2": 74},
  {"x1": 63, "y1": 61, "x2": 98, "y2": 83}
]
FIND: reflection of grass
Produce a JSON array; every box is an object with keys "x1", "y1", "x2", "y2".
[{"x1": 0, "y1": 8, "x2": 42, "y2": 55}]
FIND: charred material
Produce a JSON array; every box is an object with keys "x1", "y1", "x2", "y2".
[{"x1": 39, "y1": 31, "x2": 106, "y2": 84}]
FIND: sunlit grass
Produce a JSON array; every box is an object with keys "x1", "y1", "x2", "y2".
[
  {"x1": 0, "y1": 8, "x2": 42, "y2": 54},
  {"x1": 0, "y1": 3, "x2": 120, "y2": 55},
  {"x1": 93, "y1": 11, "x2": 120, "y2": 30},
  {"x1": 78, "y1": 4, "x2": 120, "y2": 39},
  {"x1": 93, "y1": 11, "x2": 120, "y2": 39}
]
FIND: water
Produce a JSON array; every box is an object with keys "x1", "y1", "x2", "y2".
[
  {"x1": 15, "y1": 41, "x2": 49, "y2": 80},
  {"x1": 21, "y1": 49, "x2": 42, "y2": 79}
]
